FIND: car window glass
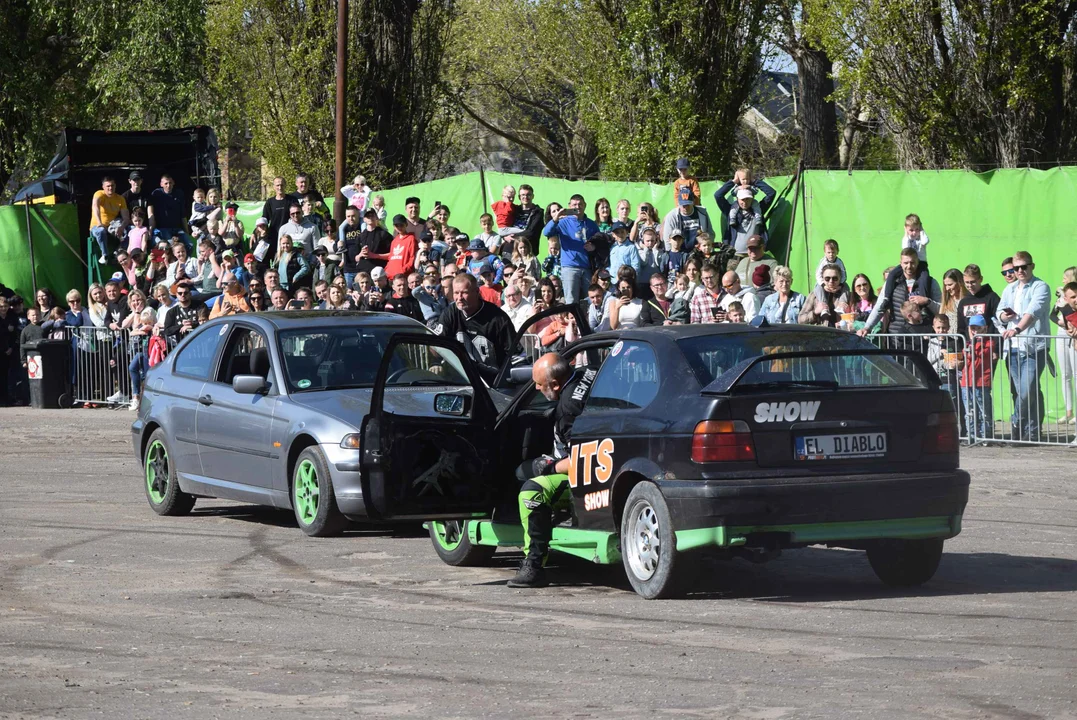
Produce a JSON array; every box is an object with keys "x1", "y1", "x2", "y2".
[
  {"x1": 173, "y1": 325, "x2": 227, "y2": 379},
  {"x1": 584, "y1": 341, "x2": 659, "y2": 411},
  {"x1": 384, "y1": 341, "x2": 470, "y2": 387},
  {"x1": 216, "y1": 326, "x2": 269, "y2": 385}
]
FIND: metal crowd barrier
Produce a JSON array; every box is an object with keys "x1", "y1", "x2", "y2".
[
  {"x1": 869, "y1": 331, "x2": 1077, "y2": 447},
  {"x1": 64, "y1": 327, "x2": 177, "y2": 407}
]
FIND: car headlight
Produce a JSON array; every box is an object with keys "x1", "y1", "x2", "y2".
[{"x1": 339, "y1": 434, "x2": 362, "y2": 449}]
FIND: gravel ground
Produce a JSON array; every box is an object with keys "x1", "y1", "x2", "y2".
[{"x1": 1, "y1": 407, "x2": 1075, "y2": 719}]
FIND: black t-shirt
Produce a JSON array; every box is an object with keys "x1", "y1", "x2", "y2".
[
  {"x1": 553, "y1": 367, "x2": 597, "y2": 459},
  {"x1": 356, "y1": 227, "x2": 392, "y2": 275},
  {"x1": 262, "y1": 194, "x2": 298, "y2": 240},
  {"x1": 105, "y1": 298, "x2": 130, "y2": 328},
  {"x1": 432, "y1": 301, "x2": 516, "y2": 381},
  {"x1": 956, "y1": 284, "x2": 1001, "y2": 338},
  {"x1": 122, "y1": 188, "x2": 152, "y2": 213},
  {"x1": 382, "y1": 294, "x2": 424, "y2": 323}
]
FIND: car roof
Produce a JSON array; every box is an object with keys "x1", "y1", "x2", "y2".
[
  {"x1": 206, "y1": 310, "x2": 429, "y2": 332},
  {"x1": 585, "y1": 323, "x2": 853, "y2": 344}
]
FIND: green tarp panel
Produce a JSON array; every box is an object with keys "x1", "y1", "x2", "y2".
[
  {"x1": 0, "y1": 204, "x2": 84, "y2": 305},
  {"x1": 789, "y1": 167, "x2": 1077, "y2": 294}
]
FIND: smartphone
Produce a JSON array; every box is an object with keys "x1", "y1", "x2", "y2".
[
  {"x1": 712, "y1": 306, "x2": 725, "y2": 318},
  {"x1": 560, "y1": 208, "x2": 578, "y2": 216},
  {"x1": 1003, "y1": 307, "x2": 1016, "y2": 316},
  {"x1": 287, "y1": 300, "x2": 305, "y2": 310}
]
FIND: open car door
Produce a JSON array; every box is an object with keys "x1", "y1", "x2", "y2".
[
  {"x1": 360, "y1": 333, "x2": 502, "y2": 520},
  {"x1": 492, "y1": 302, "x2": 590, "y2": 389}
]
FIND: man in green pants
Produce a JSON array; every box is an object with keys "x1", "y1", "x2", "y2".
[{"x1": 508, "y1": 353, "x2": 597, "y2": 588}]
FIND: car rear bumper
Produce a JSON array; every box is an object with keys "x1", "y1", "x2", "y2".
[{"x1": 661, "y1": 470, "x2": 971, "y2": 533}]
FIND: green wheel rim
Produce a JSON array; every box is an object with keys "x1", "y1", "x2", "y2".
[
  {"x1": 294, "y1": 459, "x2": 320, "y2": 526},
  {"x1": 432, "y1": 521, "x2": 464, "y2": 551},
  {"x1": 145, "y1": 440, "x2": 169, "y2": 505}
]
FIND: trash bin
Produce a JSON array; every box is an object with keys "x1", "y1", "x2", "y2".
[{"x1": 27, "y1": 339, "x2": 72, "y2": 409}]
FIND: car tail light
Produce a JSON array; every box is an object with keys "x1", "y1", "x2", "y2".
[
  {"x1": 923, "y1": 411, "x2": 958, "y2": 454},
  {"x1": 692, "y1": 420, "x2": 756, "y2": 463}
]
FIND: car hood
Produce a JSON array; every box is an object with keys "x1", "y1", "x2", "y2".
[{"x1": 288, "y1": 388, "x2": 373, "y2": 428}]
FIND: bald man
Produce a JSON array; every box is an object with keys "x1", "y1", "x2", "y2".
[{"x1": 509, "y1": 353, "x2": 598, "y2": 588}]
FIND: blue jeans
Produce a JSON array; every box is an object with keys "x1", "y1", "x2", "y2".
[
  {"x1": 129, "y1": 352, "x2": 148, "y2": 397},
  {"x1": 961, "y1": 386, "x2": 993, "y2": 440},
  {"x1": 90, "y1": 226, "x2": 111, "y2": 258},
  {"x1": 1008, "y1": 348, "x2": 1045, "y2": 441},
  {"x1": 560, "y1": 266, "x2": 590, "y2": 306},
  {"x1": 344, "y1": 272, "x2": 356, "y2": 290}
]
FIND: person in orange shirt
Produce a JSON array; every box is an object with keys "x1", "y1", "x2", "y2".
[{"x1": 672, "y1": 158, "x2": 701, "y2": 206}]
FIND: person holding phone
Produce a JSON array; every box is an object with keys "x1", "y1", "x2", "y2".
[
  {"x1": 542, "y1": 194, "x2": 599, "y2": 306},
  {"x1": 689, "y1": 264, "x2": 728, "y2": 324}
]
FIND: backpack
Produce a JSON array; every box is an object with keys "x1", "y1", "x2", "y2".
[{"x1": 147, "y1": 335, "x2": 168, "y2": 367}]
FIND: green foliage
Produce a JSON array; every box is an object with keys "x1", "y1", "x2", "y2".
[{"x1": 810, "y1": 0, "x2": 1077, "y2": 168}]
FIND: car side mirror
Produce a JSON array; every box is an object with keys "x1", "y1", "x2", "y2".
[
  {"x1": 233, "y1": 374, "x2": 269, "y2": 395},
  {"x1": 434, "y1": 392, "x2": 470, "y2": 417},
  {"x1": 509, "y1": 365, "x2": 533, "y2": 385}
]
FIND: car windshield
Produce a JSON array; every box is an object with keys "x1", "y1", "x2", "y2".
[
  {"x1": 278, "y1": 326, "x2": 470, "y2": 392},
  {"x1": 677, "y1": 331, "x2": 929, "y2": 390}
]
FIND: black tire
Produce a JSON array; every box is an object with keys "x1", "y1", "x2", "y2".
[
  {"x1": 620, "y1": 482, "x2": 685, "y2": 599},
  {"x1": 143, "y1": 429, "x2": 196, "y2": 516},
  {"x1": 57, "y1": 393, "x2": 72, "y2": 408},
  {"x1": 866, "y1": 538, "x2": 944, "y2": 587},
  {"x1": 429, "y1": 521, "x2": 497, "y2": 566},
  {"x1": 291, "y1": 446, "x2": 348, "y2": 537}
]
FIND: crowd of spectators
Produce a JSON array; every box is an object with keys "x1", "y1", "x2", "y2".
[{"x1": 1, "y1": 161, "x2": 1075, "y2": 446}]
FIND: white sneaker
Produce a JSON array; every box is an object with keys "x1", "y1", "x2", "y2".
[
  {"x1": 106, "y1": 391, "x2": 126, "y2": 404},
  {"x1": 98, "y1": 255, "x2": 107, "y2": 264},
  {"x1": 129, "y1": 396, "x2": 139, "y2": 411}
]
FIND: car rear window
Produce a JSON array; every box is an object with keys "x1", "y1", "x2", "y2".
[{"x1": 676, "y1": 331, "x2": 929, "y2": 390}]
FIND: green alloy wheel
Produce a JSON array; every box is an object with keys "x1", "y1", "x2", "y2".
[
  {"x1": 143, "y1": 429, "x2": 195, "y2": 516},
  {"x1": 429, "y1": 520, "x2": 497, "y2": 566},
  {"x1": 291, "y1": 446, "x2": 347, "y2": 537}
]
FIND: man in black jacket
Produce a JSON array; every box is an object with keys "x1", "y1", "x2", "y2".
[
  {"x1": 432, "y1": 274, "x2": 515, "y2": 383},
  {"x1": 163, "y1": 283, "x2": 204, "y2": 340},
  {"x1": 504, "y1": 183, "x2": 545, "y2": 249},
  {"x1": 638, "y1": 274, "x2": 673, "y2": 326},
  {"x1": 382, "y1": 274, "x2": 425, "y2": 323},
  {"x1": 957, "y1": 263, "x2": 1002, "y2": 338}
]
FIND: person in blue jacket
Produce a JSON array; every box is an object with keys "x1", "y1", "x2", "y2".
[{"x1": 543, "y1": 195, "x2": 600, "y2": 305}]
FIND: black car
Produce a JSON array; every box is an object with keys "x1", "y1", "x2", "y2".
[{"x1": 357, "y1": 309, "x2": 970, "y2": 599}]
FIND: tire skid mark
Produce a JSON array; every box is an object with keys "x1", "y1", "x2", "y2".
[{"x1": 0, "y1": 531, "x2": 118, "y2": 608}]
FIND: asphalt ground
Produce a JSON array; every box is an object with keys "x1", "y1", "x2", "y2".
[{"x1": 0, "y1": 407, "x2": 1075, "y2": 719}]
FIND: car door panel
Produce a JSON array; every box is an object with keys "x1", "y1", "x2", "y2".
[{"x1": 360, "y1": 333, "x2": 501, "y2": 520}]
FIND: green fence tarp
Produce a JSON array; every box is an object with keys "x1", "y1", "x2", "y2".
[
  {"x1": 789, "y1": 167, "x2": 1077, "y2": 294},
  {"x1": 3, "y1": 167, "x2": 1072, "y2": 305},
  {"x1": 0, "y1": 204, "x2": 84, "y2": 306}
]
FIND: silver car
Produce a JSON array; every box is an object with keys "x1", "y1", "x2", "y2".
[{"x1": 131, "y1": 307, "x2": 583, "y2": 536}]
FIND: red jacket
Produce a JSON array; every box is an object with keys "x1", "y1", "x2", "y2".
[
  {"x1": 960, "y1": 335, "x2": 994, "y2": 388},
  {"x1": 384, "y1": 233, "x2": 417, "y2": 279}
]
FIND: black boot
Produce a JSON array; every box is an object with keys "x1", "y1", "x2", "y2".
[{"x1": 508, "y1": 556, "x2": 548, "y2": 588}]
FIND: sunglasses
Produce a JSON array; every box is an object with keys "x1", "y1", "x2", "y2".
[
  {"x1": 1001, "y1": 268, "x2": 1016, "y2": 276},
  {"x1": 1012, "y1": 263, "x2": 1031, "y2": 272}
]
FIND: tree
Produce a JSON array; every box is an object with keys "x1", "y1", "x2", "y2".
[
  {"x1": 445, "y1": 0, "x2": 602, "y2": 178},
  {"x1": 813, "y1": 0, "x2": 1077, "y2": 168}
]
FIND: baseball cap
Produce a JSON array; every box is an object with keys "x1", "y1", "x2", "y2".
[
  {"x1": 669, "y1": 228, "x2": 685, "y2": 239},
  {"x1": 737, "y1": 188, "x2": 755, "y2": 200},
  {"x1": 225, "y1": 201, "x2": 239, "y2": 211},
  {"x1": 468, "y1": 239, "x2": 487, "y2": 251},
  {"x1": 610, "y1": 221, "x2": 629, "y2": 233},
  {"x1": 371, "y1": 267, "x2": 386, "y2": 280},
  {"x1": 677, "y1": 186, "x2": 694, "y2": 206},
  {"x1": 675, "y1": 158, "x2": 690, "y2": 170},
  {"x1": 243, "y1": 253, "x2": 256, "y2": 263},
  {"x1": 419, "y1": 230, "x2": 434, "y2": 243},
  {"x1": 969, "y1": 314, "x2": 987, "y2": 327},
  {"x1": 597, "y1": 269, "x2": 611, "y2": 280},
  {"x1": 454, "y1": 233, "x2": 470, "y2": 245},
  {"x1": 255, "y1": 217, "x2": 269, "y2": 226},
  {"x1": 752, "y1": 265, "x2": 771, "y2": 287},
  {"x1": 110, "y1": 271, "x2": 125, "y2": 282},
  {"x1": 222, "y1": 249, "x2": 236, "y2": 259},
  {"x1": 746, "y1": 235, "x2": 764, "y2": 249},
  {"x1": 128, "y1": 170, "x2": 142, "y2": 181},
  {"x1": 392, "y1": 213, "x2": 408, "y2": 227},
  {"x1": 312, "y1": 245, "x2": 329, "y2": 255}
]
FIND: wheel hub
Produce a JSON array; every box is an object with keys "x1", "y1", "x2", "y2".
[{"x1": 626, "y1": 504, "x2": 661, "y2": 581}]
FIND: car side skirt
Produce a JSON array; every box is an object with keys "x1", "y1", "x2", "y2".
[{"x1": 463, "y1": 514, "x2": 962, "y2": 566}]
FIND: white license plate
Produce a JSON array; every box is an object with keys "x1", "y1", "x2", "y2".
[{"x1": 795, "y1": 432, "x2": 887, "y2": 460}]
